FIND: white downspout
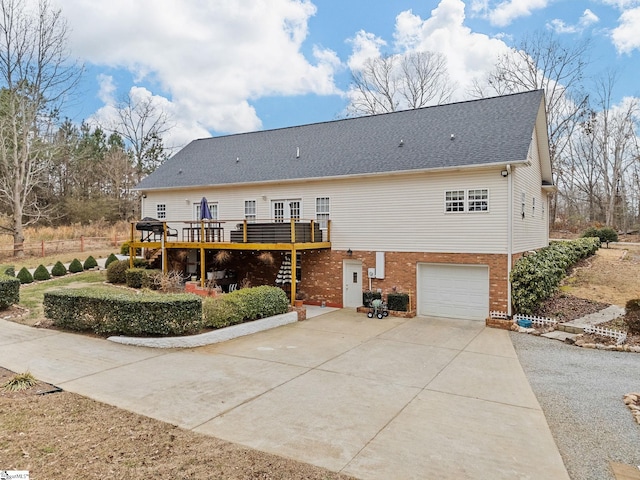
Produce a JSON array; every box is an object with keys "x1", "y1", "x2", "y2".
[{"x1": 506, "y1": 164, "x2": 513, "y2": 317}]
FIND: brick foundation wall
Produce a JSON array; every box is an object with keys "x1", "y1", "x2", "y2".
[{"x1": 299, "y1": 249, "x2": 509, "y2": 313}]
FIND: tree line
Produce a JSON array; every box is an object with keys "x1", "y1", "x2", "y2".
[{"x1": 0, "y1": 0, "x2": 170, "y2": 256}]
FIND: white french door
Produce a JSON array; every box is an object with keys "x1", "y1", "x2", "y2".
[{"x1": 272, "y1": 199, "x2": 301, "y2": 222}]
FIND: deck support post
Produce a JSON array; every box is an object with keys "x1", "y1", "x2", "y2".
[{"x1": 290, "y1": 246, "x2": 297, "y2": 305}]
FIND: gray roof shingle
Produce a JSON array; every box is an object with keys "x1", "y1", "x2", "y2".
[{"x1": 136, "y1": 90, "x2": 545, "y2": 190}]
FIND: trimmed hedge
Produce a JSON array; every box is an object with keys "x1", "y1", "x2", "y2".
[
  {"x1": 125, "y1": 268, "x2": 161, "y2": 289},
  {"x1": 16, "y1": 267, "x2": 33, "y2": 284},
  {"x1": 33, "y1": 264, "x2": 51, "y2": 281},
  {"x1": 68, "y1": 258, "x2": 84, "y2": 273},
  {"x1": 83, "y1": 255, "x2": 98, "y2": 270},
  {"x1": 203, "y1": 285, "x2": 289, "y2": 329},
  {"x1": 104, "y1": 253, "x2": 119, "y2": 268},
  {"x1": 51, "y1": 261, "x2": 67, "y2": 277},
  {"x1": 387, "y1": 293, "x2": 409, "y2": 312},
  {"x1": 511, "y1": 237, "x2": 600, "y2": 314},
  {"x1": 0, "y1": 274, "x2": 20, "y2": 309},
  {"x1": 44, "y1": 290, "x2": 202, "y2": 336}
]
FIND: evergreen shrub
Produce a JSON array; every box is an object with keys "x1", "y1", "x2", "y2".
[
  {"x1": 68, "y1": 258, "x2": 84, "y2": 273},
  {"x1": 33, "y1": 265, "x2": 51, "y2": 281},
  {"x1": 16, "y1": 267, "x2": 33, "y2": 284},
  {"x1": 83, "y1": 255, "x2": 98, "y2": 270},
  {"x1": 51, "y1": 261, "x2": 67, "y2": 277}
]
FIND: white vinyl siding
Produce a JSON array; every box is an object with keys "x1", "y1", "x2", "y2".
[
  {"x1": 512, "y1": 127, "x2": 550, "y2": 253},
  {"x1": 142, "y1": 168, "x2": 510, "y2": 254}
]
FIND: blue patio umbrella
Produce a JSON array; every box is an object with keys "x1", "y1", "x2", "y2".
[{"x1": 199, "y1": 197, "x2": 212, "y2": 220}]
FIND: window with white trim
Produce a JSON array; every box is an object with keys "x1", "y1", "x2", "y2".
[
  {"x1": 315, "y1": 197, "x2": 330, "y2": 229},
  {"x1": 445, "y1": 189, "x2": 489, "y2": 213},
  {"x1": 445, "y1": 190, "x2": 465, "y2": 212},
  {"x1": 468, "y1": 189, "x2": 489, "y2": 212},
  {"x1": 244, "y1": 200, "x2": 256, "y2": 223},
  {"x1": 532, "y1": 197, "x2": 536, "y2": 217},
  {"x1": 156, "y1": 204, "x2": 166, "y2": 219}
]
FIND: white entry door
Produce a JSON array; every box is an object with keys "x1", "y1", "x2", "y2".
[{"x1": 343, "y1": 260, "x2": 363, "y2": 308}]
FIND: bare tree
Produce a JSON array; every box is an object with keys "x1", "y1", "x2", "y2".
[
  {"x1": 471, "y1": 31, "x2": 591, "y2": 224},
  {"x1": 0, "y1": 0, "x2": 81, "y2": 256},
  {"x1": 107, "y1": 91, "x2": 173, "y2": 182},
  {"x1": 589, "y1": 75, "x2": 638, "y2": 228},
  {"x1": 347, "y1": 51, "x2": 455, "y2": 116}
]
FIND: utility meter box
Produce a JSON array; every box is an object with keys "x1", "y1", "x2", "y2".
[{"x1": 367, "y1": 268, "x2": 376, "y2": 278}]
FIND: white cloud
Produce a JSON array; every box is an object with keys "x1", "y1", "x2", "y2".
[
  {"x1": 58, "y1": 0, "x2": 341, "y2": 143},
  {"x1": 347, "y1": 30, "x2": 386, "y2": 70},
  {"x1": 96, "y1": 74, "x2": 116, "y2": 105},
  {"x1": 382, "y1": 0, "x2": 510, "y2": 98},
  {"x1": 611, "y1": 6, "x2": 640, "y2": 53},
  {"x1": 469, "y1": 0, "x2": 549, "y2": 26},
  {"x1": 548, "y1": 9, "x2": 600, "y2": 34},
  {"x1": 601, "y1": 0, "x2": 640, "y2": 8}
]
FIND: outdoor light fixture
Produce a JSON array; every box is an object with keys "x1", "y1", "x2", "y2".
[
  {"x1": 347, "y1": 248, "x2": 353, "y2": 256},
  {"x1": 501, "y1": 169, "x2": 509, "y2": 177}
]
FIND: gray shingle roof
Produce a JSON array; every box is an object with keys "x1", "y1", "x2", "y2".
[{"x1": 136, "y1": 90, "x2": 545, "y2": 191}]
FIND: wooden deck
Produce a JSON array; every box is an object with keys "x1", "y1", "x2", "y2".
[{"x1": 129, "y1": 219, "x2": 331, "y2": 304}]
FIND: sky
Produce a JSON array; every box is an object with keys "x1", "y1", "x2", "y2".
[{"x1": 51, "y1": 0, "x2": 640, "y2": 151}]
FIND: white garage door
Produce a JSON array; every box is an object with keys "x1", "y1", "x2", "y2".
[{"x1": 417, "y1": 264, "x2": 489, "y2": 320}]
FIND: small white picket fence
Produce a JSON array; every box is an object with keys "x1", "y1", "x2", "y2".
[
  {"x1": 514, "y1": 314, "x2": 558, "y2": 328},
  {"x1": 583, "y1": 325, "x2": 627, "y2": 345}
]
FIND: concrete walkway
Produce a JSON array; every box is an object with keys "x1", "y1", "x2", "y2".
[{"x1": 0, "y1": 310, "x2": 569, "y2": 479}]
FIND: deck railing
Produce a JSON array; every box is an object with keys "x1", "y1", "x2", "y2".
[{"x1": 131, "y1": 218, "x2": 331, "y2": 244}]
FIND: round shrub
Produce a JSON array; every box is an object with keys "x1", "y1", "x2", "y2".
[
  {"x1": 33, "y1": 264, "x2": 51, "y2": 281},
  {"x1": 83, "y1": 255, "x2": 98, "y2": 270},
  {"x1": 104, "y1": 253, "x2": 119, "y2": 268},
  {"x1": 107, "y1": 260, "x2": 129, "y2": 284},
  {"x1": 68, "y1": 258, "x2": 84, "y2": 273},
  {"x1": 16, "y1": 267, "x2": 33, "y2": 284},
  {"x1": 51, "y1": 261, "x2": 67, "y2": 277}
]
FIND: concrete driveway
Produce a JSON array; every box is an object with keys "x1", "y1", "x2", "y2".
[{"x1": 0, "y1": 310, "x2": 569, "y2": 479}]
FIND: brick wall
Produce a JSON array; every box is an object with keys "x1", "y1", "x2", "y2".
[{"x1": 298, "y1": 249, "x2": 510, "y2": 312}]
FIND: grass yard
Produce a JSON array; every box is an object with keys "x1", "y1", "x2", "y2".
[{"x1": 15, "y1": 270, "x2": 111, "y2": 325}]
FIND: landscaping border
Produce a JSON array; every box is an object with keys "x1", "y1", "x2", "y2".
[{"x1": 107, "y1": 311, "x2": 298, "y2": 348}]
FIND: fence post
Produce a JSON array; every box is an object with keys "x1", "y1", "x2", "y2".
[
  {"x1": 80, "y1": 235, "x2": 84, "y2": 252},
  {"x1": 41, "y1": 240, "x2": 44, "y2": 257}
]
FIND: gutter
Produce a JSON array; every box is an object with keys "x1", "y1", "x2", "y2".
[{"x1": 506, "y1": 164, "x2": 513, "y2": 317}]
